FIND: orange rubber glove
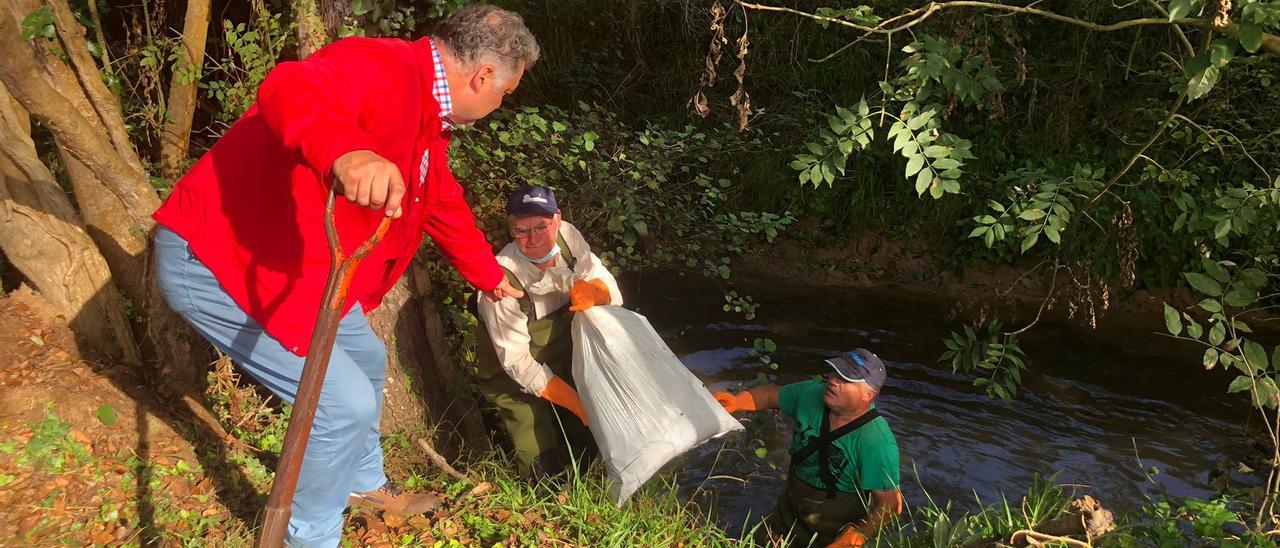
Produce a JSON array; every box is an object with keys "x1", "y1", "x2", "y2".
[
  {"x1": 569, "y1": 278, "x2": 611, "y2": 312},
  {"x1": 540, "y1": 375, "x2": 588, "y2": 426},
  {"x1": 826, "y1": 525, "x2": 867, "y2": 548},
  {"x1": 712, "y1": 391, "x2": 757, "y2": 413}
]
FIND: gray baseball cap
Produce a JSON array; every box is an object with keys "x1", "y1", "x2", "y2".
[{"x1": 824, "y1": 348, "x2": 887, "y2": 392}]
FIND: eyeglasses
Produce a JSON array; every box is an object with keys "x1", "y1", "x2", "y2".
[{"x1": 511, "y1": 223, "x2": 551, "y2": 240}]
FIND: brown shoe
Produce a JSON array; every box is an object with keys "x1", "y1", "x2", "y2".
[{"x1": 348, "y1": 484, "x2": 443, "y2": 516}]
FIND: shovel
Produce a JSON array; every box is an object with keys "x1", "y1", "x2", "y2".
[{"x1": 257, "y1": 188, "x2": 392, "y2": 547}]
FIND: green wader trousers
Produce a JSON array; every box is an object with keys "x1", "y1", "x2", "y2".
[
  {"x1": 475, "y1": 304, "x2": 593, "y2": 479},
  {"x1": 761, "y1": 474, "x2": 871, "y2": 546}
]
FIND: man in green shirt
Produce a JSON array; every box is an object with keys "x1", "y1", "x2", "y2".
[{"x1": 714, "y1": 348, "x2": 902, "y2": 547}]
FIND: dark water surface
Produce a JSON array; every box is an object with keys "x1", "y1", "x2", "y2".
[{"x1": 624, "y1": 275, "x2": 1257, "y2": 534}]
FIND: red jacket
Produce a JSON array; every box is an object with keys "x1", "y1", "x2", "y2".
[{"x1": 153, "y1": 37, "x2": 503, "y2": 356}]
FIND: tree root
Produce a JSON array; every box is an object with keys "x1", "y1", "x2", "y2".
[
  {"x1": 417, "y1": 438, "x2": 467, "y2": 481},
  {"x1": 1010, "y1": 529, "x2": 1091, "y2": 547},
  {"x1": 179, "y1": 394, "x2": 258, "y2": 454},
  {"x1": 415, "y1": 438, "x2": 491, "y2": 505}
]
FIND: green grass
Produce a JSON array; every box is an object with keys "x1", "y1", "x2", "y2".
[
  {"x1": 6, "y1": 404, "x2": 1277, "y2": 546},
  {"x1": 383, "y1": 450, "x2": 754, "y2": 547}
]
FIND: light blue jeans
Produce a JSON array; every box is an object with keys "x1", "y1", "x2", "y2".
[{"x1": 154, "y1": 227, "x2": 387, "y2": 547}]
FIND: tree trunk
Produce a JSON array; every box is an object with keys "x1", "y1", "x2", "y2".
[
  {"x1": 293, "y1": 0, "x2": 349, "y2": 59},
  {"x1": 320, "y1": 0, "x2": 349, "y2": 41},
  {"x1": 56, "y1": 150, "x2": 150, "y2": 304},
  {"x1": 0, "y1": 87, "x2": 138, "y2": 362},
  {"x1": 3, "y1": 0, "x2": 152, "y2": 316},
  {"x1": 367, "y1": 277, "x2": 432, "y2": 435},
  {"x1": 159, "y1": 0, "x2": 211, "y2": 182},
  {"x1": 410, "y1": 262, "x2": 492, "y2": 453},
  {"x1": 366, "y1": 261, "x2": 493, "y2": 457},
  {"x1": 292, "y1": 0, "x2": 327, "y2": 58},
  {"x1": 1, "y1": 1, "x2": 210, "y2": 399},
  {"x1": 0, "y1": 6, "x2": 157, "y2": 229},
  {"x1": 44, "y1": 0, "x2": 147, "y2": 176},
  {"x1": 158, "y1": 0, "x2": 211, "y2": 181},
  {"x1": 85, "y1": 0, "x2": 110, "y2": 76}
]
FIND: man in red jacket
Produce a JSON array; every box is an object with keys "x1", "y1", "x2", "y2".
[{"x1": 153, "y1": 5, "x2": 535, "y2": 546}]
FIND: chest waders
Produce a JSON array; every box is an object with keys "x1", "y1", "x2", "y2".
[
  {"x1": 475, "y1": 235, "x2": 591, "y2": 478},
  {"x1": 764, "y1": 409, "x2": 883, "y2": 546}
]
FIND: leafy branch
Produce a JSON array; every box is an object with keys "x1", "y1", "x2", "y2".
[
  {"x1": 940, "y1": 321, "x2": 1027, "y2": 401},
  {"x1": 789, "y1": 35, "x2": 987, "y2": 197},
  {"x1": 737, "y1": 0, "x2": 1280, "y2": 57},
  {"x1": 1161, "y1": 256, "x2": 1280, "y2": 524},
  {"x1": 969, "y1": 165, "x2": 1104, "y2": 253}
]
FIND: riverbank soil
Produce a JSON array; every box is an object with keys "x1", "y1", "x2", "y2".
[
  {"x1": 0, "y1": 286, "x2": 524, "y2": 546},
  {"x1": 738, "y1": 232, "x2": 1278, "y2": 353}
]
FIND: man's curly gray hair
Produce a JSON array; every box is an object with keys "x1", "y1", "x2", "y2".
[{"x1": 432, "y1": 5, "x2": 540, "y2": 75}]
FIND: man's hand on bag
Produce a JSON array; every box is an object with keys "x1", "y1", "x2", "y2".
[
  {"x1": 540, "y1": 375, "x2": 588, "y2": 426},
  {"x1": 826, "y1": 525, "x2": 867, "y2": 548},
  {"x1": 569, "y1": 278, "x2": 610, "y2": 312},
  {"x1": 712, "y1": 391, "x2": 757, "y2": 413},
  {"x1": 333, "y1": 150, "x2": 406, "y2": 218},
  {"x1": 483, "y1": 278, "x2": 526, "y2": 302}
]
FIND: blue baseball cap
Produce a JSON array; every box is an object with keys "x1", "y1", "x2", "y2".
[
  {"x1": 824, "y1": 348, "x2": 887, "y2": 392},
  {"x1": 506, "y1": 186, "x2": 559, "y2": 217}
]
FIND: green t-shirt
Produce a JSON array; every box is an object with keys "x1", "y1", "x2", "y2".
[{"x1": 778, "y1": 380, "x2": 900, "y2": 494}]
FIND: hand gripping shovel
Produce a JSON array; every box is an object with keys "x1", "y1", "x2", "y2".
[{"x1": 256, "y1": 189, "x2": 392, "y2": 547}]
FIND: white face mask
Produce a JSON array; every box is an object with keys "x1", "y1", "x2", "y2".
[{"x1": 517, "y1": 243, "x2": 560, "y2": 264}]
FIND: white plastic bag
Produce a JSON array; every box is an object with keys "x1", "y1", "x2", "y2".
[{"x1": 572, "y1": 306, "x2": 743, "y2": 505}]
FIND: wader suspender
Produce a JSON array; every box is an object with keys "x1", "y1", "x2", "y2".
[
  {"x1": 789, "y1": 408, "x2": 882, "y2": 499},
  {"x1": 499, "y1": 233, "x2": 577, "y2": 321}
]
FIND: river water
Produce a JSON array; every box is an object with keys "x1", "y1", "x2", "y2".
[{"x1": 625, "y1": 276, "x2": 1259, "y2": 535}]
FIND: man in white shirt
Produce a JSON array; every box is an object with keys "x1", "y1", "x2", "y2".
[{"x1": 474, "y1": 186, "x2": 621, "y2": 478}]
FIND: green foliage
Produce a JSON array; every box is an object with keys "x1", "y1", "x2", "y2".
[
  {"x1": 899, "y1": 34, "x2": 1004, "y2": 105},
  {"x1": 205, "y1": 368, "x2": 291, "y2": 454},
  {"x1": 880, "y1": 473, "x2": 1069, "y2": 546},
  {"x1": 886, "y1": 104, "x2": 975, "y2": 199},
  {"x1": 748, "y1": 337, "x2": 779, "y2": 371},
  {"x1": 947, "y1": 474, "x2": 1069, "y2": 543},
  {"x1": 19, "y1": 404, "x2": 92, "y2": 474},
  {"x1": 1179, "y1": 1, "x2": 1280, "y2": 97},
  {"x1": 813, "y1": 6, "x2": 881, "y2": 28},
  {"x1": 456, "y1": 103, "x2": 785, "y2": 269},
  {"x1": 409, "y1": 452, "x2": 752, "y2": 546},
  {"x1": 722, "y1": 291, "x2": 758, "y2": 320},
  {"x1": 766, "y1": 1, "x2": 1280, "y2": 422},
  {"x1": 790, "y1": 35, "x2": 993, "y2": 198},
  {"x1": 912, "y1": 502, "x2": 981, "y2": 547},
  {"x1": 1238, "y1": 1, "x2": 1280, "y2": 53},
  {"x1": 1021, "y1": 473, "x2": 1072, "y2": 526},
  {"x1": 1118, "y1": 492, "x2": 1279, "y2": 546},
  {"x1": 940, "y1": 322, "x2": 1027, "y2": 401},
  {"x1": 201, "y1": 13, "x2": 293, "y2": 125},
  {"x1": 1163, "y1": 257, "x2": 1278, "y2": 410},
  {"x1": 968, "y1": 164, "x2": 1104, "y2": 253},
  {"x1": 93, "y1": 404, "x2": 118, "y2": 426},
  {"x1": 446, "y1": 101, "x2": 791, "y2": 340},
  {"x1": 790, "y1": 99, "x2": 873, "y2": 187},
  {"x1": 344, "y1": 0, "x2": 458, "y2": 38},
  {"x1": 1167, "y1": 0, "x2": 1202, "y2": 22},
  {"x1": 21, "y1": 7, "x2": 55, "y2": 42}
]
